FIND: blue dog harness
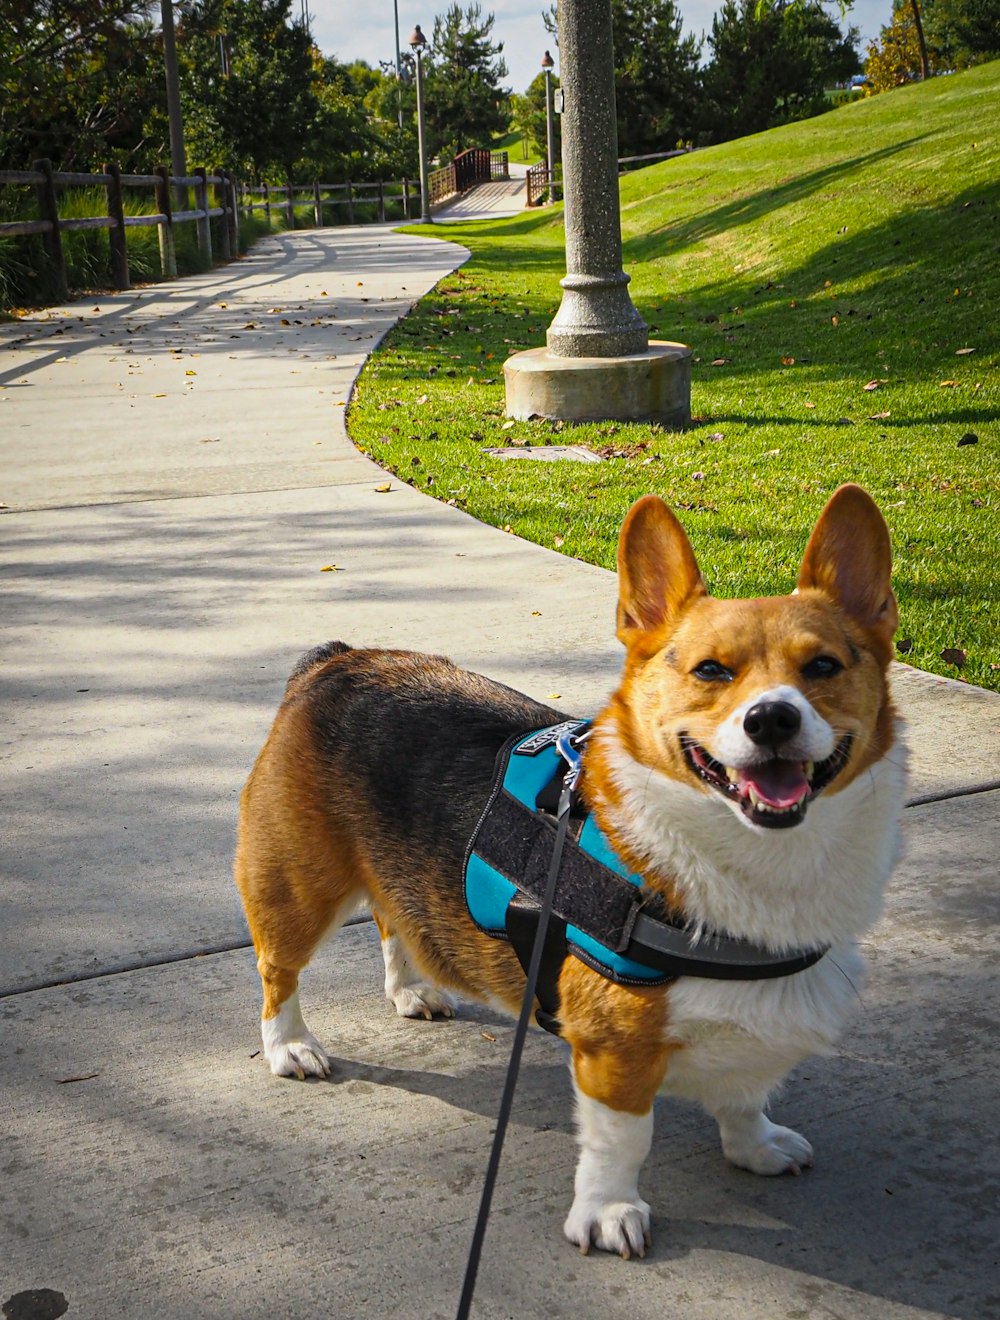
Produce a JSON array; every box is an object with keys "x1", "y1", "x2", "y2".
[{"x1": 464, "y1": 722, "x2": 827, "y2": 1035}]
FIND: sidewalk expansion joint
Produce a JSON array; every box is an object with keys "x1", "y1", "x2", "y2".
[
  {"x1": 2, "y1": 787, "x2": 994, "y2": 1000},
  {"x1": 0, "y1": 914, "x2": 374, "y2": 1001}
]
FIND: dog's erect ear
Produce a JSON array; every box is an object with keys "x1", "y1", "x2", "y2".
[
  {"x1": 617, "y1": 495, "x2": 706, "y2": 642},
  {"x1": 797, "y1": 484, "x2": 898, "y2": 640}
]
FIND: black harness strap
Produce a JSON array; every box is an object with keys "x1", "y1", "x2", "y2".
[{"x1": 504, "y1": 894, "x2": 566, "y2": 1035}]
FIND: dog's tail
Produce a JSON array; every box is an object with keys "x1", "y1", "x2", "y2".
[{"x1": 285, "y1": 640, "x2": 352, "y2": 691}]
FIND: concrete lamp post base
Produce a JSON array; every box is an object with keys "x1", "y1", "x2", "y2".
[{"x1": 504, "y1": 342, "x2": 692, "y2": 430}]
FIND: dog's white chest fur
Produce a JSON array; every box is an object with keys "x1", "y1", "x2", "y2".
[{"x1": 599, "y1": 720, "x2": 908, "y2": 1099}]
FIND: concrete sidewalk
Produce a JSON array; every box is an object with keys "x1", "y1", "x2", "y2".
[{"x1": 2, "y1": 224, "x2": 998, "y2": 1320}]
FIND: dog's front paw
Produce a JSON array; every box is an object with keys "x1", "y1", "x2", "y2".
[
  {"x1": 722, "y1": 1114, "x2": 814, "y2": 1176},
  {"x1": 261, "y1": 1002, "x2": 331, "y2": 1080},
  {"x1": 390, "y1": 984, "x2": 456, "y2": 1020},
  {"x1": 265, "y1": 1033, "x2": 331, "y2": 1080},
  {"x1": 564, "y1": 1195, "x2": 652, "y2": 1260}
]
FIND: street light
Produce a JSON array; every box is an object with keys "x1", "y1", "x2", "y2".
[
  {"x1": 409, "y1": 25, "x2": 432, "y2": 224},
  {"x1": 541, "y1": 50, "x2": 556, "y2": 205}
]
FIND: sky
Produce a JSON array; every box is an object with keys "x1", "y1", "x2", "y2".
[{"x1": 303, "y1": 0, "x2": 892, "y2": 95}]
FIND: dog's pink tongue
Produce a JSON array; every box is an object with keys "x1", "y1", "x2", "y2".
[{"x1": 740, "y1": 760, "x2": 810, "y2": 809}]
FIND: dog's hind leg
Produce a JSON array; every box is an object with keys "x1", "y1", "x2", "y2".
[
  {"x1": 371, "y1": 908, "x2": 456, "y2": 1021},
  {"x1": 235, "y1": 829, "x2": 363, "y2": 1080}
]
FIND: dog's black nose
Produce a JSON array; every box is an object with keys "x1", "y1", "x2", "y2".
[{"x1": 743, "y1": 700, "x2": 802, "y2": 748}]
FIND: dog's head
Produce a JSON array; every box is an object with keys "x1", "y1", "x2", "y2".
[{"x1": 612, "y1": 484, "x2": 898, "y2": 832}]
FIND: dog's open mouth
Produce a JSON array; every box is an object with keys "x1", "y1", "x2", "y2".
[{"x1": 681, "y1": 735, "x2": 853, "y2": 829}]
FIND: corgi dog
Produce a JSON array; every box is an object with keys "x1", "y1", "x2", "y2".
[{"x1": 235, "y1": 483, "x2": 907, "y2": 1259}]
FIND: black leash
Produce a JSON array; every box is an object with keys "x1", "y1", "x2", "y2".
[{"x1": 454, "y1": 733, "x2": 582, "y2": 1320}]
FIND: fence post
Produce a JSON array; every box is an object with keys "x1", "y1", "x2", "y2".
[
  {"x1": 103, "y1": 162, "x2": 130, "y2": 290},
  {"x1": 32, "y1": 159, "x2": 68, "y2": 301},
  {"x1": 313, "y1": 180, "x2": 322, "y2": 226},
  {"x1": 377, "y1": 179, "x2": 385, "y2": 223},
  {"x1": 285, "y1": 179, "x2": 294, "y2": 228},
  {"x1": 346, "y1": 179, "x2": 354, "y2": 225},
  {"x1": 262, "y1": 180, "x2": 270, "y2": 226},
  {"x1": 215, "y1": 170, "x2": 231, "y2": 261},
  {"x1": 194, "y1": 167, "x2": 213, "y2": 265},
  {"x1": 154, "y1": 166, "x2": 177, "y2": 278},
  {"x1": 402, "y1": 177, "x2": 411, "y2": 221}
]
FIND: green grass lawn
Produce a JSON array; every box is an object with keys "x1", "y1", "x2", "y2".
[{"x1": 349, "y1": 62, "x2": 1000, "y2": 691}]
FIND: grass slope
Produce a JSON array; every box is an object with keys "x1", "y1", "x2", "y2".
[{"x1": 349, "y1": 63, "x2": 1000, "y2": 690}]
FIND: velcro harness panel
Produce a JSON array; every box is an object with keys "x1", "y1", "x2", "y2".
[
  {"x1": 465, "y1": 723, "x2": 672, "y2": 987},
  {"x1": 465, "y1": 723, "x2": 828, "y2": 996}
]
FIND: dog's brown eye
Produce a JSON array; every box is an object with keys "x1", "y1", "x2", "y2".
[
  {"x1": 692, "y1": 659, "x2": 733, "y2": 682},
  {"x1": 803, "y1": 654, "x2": 843, "y2": 679}
]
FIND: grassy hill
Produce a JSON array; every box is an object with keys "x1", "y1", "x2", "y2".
[{"x1": 349, "y1": 62, "x2": 999, "y2": 690}]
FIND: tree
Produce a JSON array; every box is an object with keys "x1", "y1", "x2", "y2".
[
  {"x1": 423, "y1": 3, "x2": 510, "y2": 161},
  {"x1": 702, "y1": 0, "x2": 859, "y2": 142},
  {"x1": 177, "y1": 0, "x2": 319, "y2": 180},
  {"x1": 609, "y1": 0, "x2": 703, "y2": 155},
  {"x1": 545, "y1": 1, "x2": 701, "y2": 158},
  {"x1": 0, "y1": 1, "x2": 164, "y2": 169},
  {"x1": 862, "y1": 0, "x2": 998, "y2": 92},
  {"x1": 511, "y1": 71, "x2": 560, "y2": 161}
]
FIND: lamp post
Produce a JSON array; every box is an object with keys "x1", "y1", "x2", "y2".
[
  {"x1": 541, "y1": 50, "x2": 556, "y2": 205},
  {"x1": 503, "y1": 0, "x2": 691, "y2": 428},
  {"x1": 409, "y1": 25, "x2": 432, "y2": 224}
]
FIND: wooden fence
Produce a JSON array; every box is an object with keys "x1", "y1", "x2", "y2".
[
  {"x1": 0, "y1": 159, "x2": 238, "y2": 299},
  {"x1": 240, "y1": 148, "x2": 510, "y2": 225},
  {"x1": 0, "y1": 145, "x2": 512, "y2": 301},
  {"x1": 239, "y1": 177, "x2": 417, "y2": 226}
]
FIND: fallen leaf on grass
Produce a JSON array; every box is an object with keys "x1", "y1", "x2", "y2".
[
  {"x1": 710, "y1": 358, "x2": 730, "y2": 366},
  {"x1": 940, "y1": 647, "x2": 967, "y2": 668},
  {"x1": 781, "y1": 356, "x2": 796, "y2": 365},
  {"x1": 958, "y1": 432, "x2": 979, "y2": 446},
  {"x1": 863, "y1": 380, "x2": 882, "y2": 391},
  {"x1": 896, "y1": 638, "x2": 914, "y2": 654},
  {"x1": 869, "y1": 411, "x2": 891, "y2": 420},
  {"x1": 955, "y1": 347, "x2": 976, "y2": 355},
  {"x1": 939, "y1": 380, "x2": 960, "y2": 387}
]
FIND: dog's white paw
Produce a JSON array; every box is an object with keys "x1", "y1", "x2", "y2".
[
  {"x1": 390, "y1": 984, "x2": 456, "y2": 1020},
  {"x1": 722, "y1": 1114, "x2": 814, "y2": 1176},
  {"x1": 261, "y1": 994, "x2": 330, "y2": 1080},
  {"x1": 266, "y1": 1035, "x2": 331, "y2": 1080},
  {"x1": 564, "y1": 1195, "x2": 652, "y2": 1260}
]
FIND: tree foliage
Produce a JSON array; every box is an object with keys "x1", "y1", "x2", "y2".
[
  {"x1": 610, "y1": 0, "x2": 702, "y2": 154},
  {"x1": 545, "y1": 0, "x2": 702, "y2": 156},
  {"x1": 423, "y1": 3, "x2": 510, "y2": 160},
  {"x1": 0, "y1": 1, "x2": 164, "y2": 169},
  {"x1": 702, "y1": 0, "x2": 859, "y2": 142},
  {"x1": 865, "y1": 0, "x2": 1000, "y2": 91},
  {"x1": 510, "y1": 71, "x2": 561, "y2": 162}
]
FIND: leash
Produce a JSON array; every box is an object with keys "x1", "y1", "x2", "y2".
[{"x1": 454, "y1": 729, "x2": 583, "y2": 1320}]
